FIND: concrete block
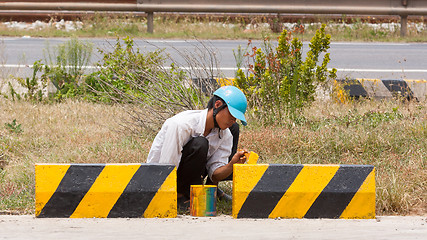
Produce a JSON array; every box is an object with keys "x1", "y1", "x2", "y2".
[
  {"x1": 35, "y1": 163, "x2": 177, "y2": 218},
  {"x1": 336, "y1": 79, "x2": 427, "y2": 101},
  {"x1": 233, "y1": 164, "x2": 375, "y2": 219}
]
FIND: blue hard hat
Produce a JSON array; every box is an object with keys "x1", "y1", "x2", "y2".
[{"x1": 213, "y1": 86, "x2": 248, "y2": 126}]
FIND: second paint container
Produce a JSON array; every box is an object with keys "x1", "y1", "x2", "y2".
[{"x1": 190, "y1": 185, "x2": 217, "y2": 217}]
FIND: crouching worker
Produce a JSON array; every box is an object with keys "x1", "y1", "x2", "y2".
[{"x1": 146, "y1": 86, "x2": 248, "y2": 210}]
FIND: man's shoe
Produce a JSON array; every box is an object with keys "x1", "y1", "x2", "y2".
[{"x1": 217, "y1": 188, "x2": 232, "y2": 202}]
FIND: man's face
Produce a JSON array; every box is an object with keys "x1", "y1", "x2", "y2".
[{"x1": 215, "y1": 101, "x2": 237, "y2": 130}]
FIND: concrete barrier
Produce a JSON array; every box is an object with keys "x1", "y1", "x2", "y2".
[
  {"x1": 216, "y1": 78, "x2": 427, "y2": 101},
  {"x1": 336, "y1": 79, "x2": 427, "y2": 101},
  {"x1": 35, "y1": 163, "x2": 177, "y2": 218},
  {"x1": 232, "y1": 164, "x2": 375, "y2": 219}
]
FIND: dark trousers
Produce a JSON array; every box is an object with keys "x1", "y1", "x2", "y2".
[{"x1": 177, "y1": 123, "x2": 239, "y2": 198}]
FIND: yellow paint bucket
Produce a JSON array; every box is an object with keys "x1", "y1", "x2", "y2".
[{"x1": 190, "y1": 185, "x2": 217, "y2": 217}]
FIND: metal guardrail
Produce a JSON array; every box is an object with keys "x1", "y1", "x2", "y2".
[{"x1": 1, "y1": 0, "x2": 427, "y2": 35}]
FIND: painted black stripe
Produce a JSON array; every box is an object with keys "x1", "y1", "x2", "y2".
[
  {"x1": 382, "y1": 80, "x2": 414, "y2": 100},
  {"x1": 237, "y1": 164, "x2": 304, "y2": 218},
  {"x1": 337, "y1": 79, "x2": 368, "y2": 99},
  {"x1": 304, "y1": 165, "x2": 374, "y2": 219},
  {"x1": 108, "y1": 164, "x2": 175, "y2": 218},
  {"x1": 38, "y1": 164, "x2": 105, "y2": 218}
]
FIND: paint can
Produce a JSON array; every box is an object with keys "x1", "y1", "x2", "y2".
[{"x1": 190, "y1": 185, "x2": 217, "y2": 217}]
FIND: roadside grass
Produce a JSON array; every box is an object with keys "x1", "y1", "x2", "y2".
[
  {"x1": 0, "y1": 97, "x2": 425, "y2": 215},
  {"x1": 0, "y1": 14, "x2": 426, "y2": 42},
  {"x1": 0, "y1": 99, "x2": 150, "y2": 213}
]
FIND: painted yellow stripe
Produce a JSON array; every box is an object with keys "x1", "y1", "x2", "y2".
[
  {"x1": 232, "y1": 164, "x2": 269, "y2": 218},
  {"x1": 144, "y1": 168, "x2": 177, "y2": 218},
  {"x1": 269, "y1": 165, "x2": 340, "y2": 218},
  {"x1": 70, "y1": 164, "x2": 140, "y2": 218},
  {"x1": 340, "y1": 168, "x2": 376, "y2": 219},
  {"x1": 403, "y1": 79, "x2": 427, "y2": 83},
  {"x1": 358, "y1": 78, "x2": 382, "y2": 87},
  {"x1": 357, "y1": 78, "x2": 381, "y2": 82},
  {"x1": 35, "y1": 164, "x2": 70, "y2": 217}
]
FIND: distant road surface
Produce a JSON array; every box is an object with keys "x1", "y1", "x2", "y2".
[
  {"x1": 1, "y1": 37, "x2": 427, "y2": 79},
  {"x1": 0, "y1": 215, "x2": 426, "y2": 240}
]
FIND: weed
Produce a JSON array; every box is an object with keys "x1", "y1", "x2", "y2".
[
  {"x1": 14, "y1": 60, "x2": 46, "y2": 102},
  {"x1": 4, "y1": 119, "x2": 23, "y2": 134},
  {"x1": 7, "y1": 82, "x2": 21, "y2": 101},
  {"x1": 42, "y1": 38, "x2": 93, "y2": 100}
]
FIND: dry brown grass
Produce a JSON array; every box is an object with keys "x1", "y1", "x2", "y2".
[
  {"x1": 0, "y1": 97, "x2": 426, "y2": 215},
  {"x1": 0, "y1": 99, "x2": 151, "y2": 213}
]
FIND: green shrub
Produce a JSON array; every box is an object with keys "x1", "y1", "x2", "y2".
[
  {"x1": 234, "y1": 24, "x2": 337, "y2": 124},
  {"x1": 84, "y1": 37, "x2": 165, "y2": 102},
  {"x1": 85, "y1": 37, "x2": 217, "y2": 134}
]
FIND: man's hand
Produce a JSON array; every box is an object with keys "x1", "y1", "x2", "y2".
[
  {"x1": 211, "y1": 149, "x2": 248, "y2": 183},
  {"x1": 230, "y1": 149, "x2": 249, "y2": 164}
]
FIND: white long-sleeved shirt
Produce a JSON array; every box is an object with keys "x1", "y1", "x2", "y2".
[{"x1": 146, "y1": 109, "x2": 232, "y2": 179}]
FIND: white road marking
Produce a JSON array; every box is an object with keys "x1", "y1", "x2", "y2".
[{"x1": 2, "y1": 64, "x2": 426, "y2": 73}]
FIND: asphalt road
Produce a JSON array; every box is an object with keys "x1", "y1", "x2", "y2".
[
  {"x1": 0, "y1": 215, "x2": 425, "y2": 240},
  {"x1": 1, "y1": 37, "x2": 427, "y2": 79}
]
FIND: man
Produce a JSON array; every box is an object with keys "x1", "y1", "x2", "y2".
[{"x1": 146, "y1": 85, "x2": 248, "y2": 209}]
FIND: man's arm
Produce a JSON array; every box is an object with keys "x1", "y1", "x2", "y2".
[{"x1": 211, "y1": 149, "x2": 247, "y2": 182}]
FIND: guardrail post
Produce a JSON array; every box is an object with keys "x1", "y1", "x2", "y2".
[
  {"x1": 147, "y1": 12, "x2": 154, "y2": 34},
  {"x1": 400, "y1": 15, "x2": 408, "y2": 37},
  {"x1": 271, "y1": 13, "x2": 282, "y2": 33}
]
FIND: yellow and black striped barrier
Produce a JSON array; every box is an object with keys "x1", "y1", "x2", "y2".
[
  {"x1": 335, "y1": 79, "x2": 427, "y2": 101},
  {"x1": 194, "y1": 77, "x2": 427, "y2": 101},
  {"x1": 233, "y1": 164, "x2": 375, "y2": 219},
  {"x1": 35, "y1": 163, "x2": 177, "y2": 218}
]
